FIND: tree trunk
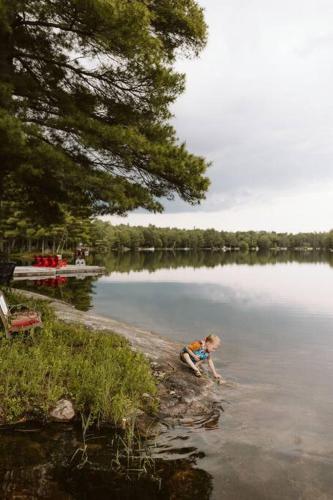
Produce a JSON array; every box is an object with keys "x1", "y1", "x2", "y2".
[
  {"x1": 0, "y1": 8, "x2": 16, "y2": 197},
  {"x1": 0, "y1": 6, "x2": 15, "y2": 98}
]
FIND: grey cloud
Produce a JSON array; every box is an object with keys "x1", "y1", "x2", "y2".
[
  {"x1": 159, "y1": 0, "x2": 333, "y2": 214},
  {"x1": 296, "y1": 33, "x2": 333, "y2": 57}
]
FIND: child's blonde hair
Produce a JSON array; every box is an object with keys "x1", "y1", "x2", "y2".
[{"x1": 205, "y1": 334, "x2": 221, "y2": 345}]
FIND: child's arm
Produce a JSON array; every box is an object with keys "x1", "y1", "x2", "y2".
[
  {"x1": 185, "y1": 341, "x2": 201, "y2": 362},
  {"x1": 185, "y1": 346, "x2": 200, "y2": 362},
  {"x1": 208, "y1": 357, "x2": 221, "y2": 379}
]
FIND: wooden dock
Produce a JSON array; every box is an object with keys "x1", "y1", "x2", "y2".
[{"x1": 13, "y1": 265, "x2": 105, "y2": 280}]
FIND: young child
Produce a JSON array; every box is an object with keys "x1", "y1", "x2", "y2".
[{"x1": 180, "y1": 334, "x2": 222, "y2": 379}]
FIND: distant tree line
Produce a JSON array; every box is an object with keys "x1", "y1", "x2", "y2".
[
  {"x1": 1, "y1": 205, "x2": 333, "y2": 256},
  {"x1": 94, "y1": 223, "x2": 333, "y2": 252}
]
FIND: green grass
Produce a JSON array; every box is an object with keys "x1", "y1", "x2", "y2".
[{"x1": 0, "y1": 291, "x2": 157, "y2": 425}]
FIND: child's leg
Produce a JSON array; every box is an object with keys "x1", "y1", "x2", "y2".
[{"x1": 181, "y1": 352, "x2": 201, "y2": 374}]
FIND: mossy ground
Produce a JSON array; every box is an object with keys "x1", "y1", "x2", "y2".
[{"x1": 0, "y1": 290, "x2": 157, "y2": 425}]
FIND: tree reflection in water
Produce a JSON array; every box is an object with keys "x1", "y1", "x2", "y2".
[
  {"x1": 96, "y1": 249, "x2": 333, "y2": 274},
  {"x1": 14, "y1": 275, "x2": 97, "y2": 311},
  {"x1": 13, "y1": 250, "x2": 333, "y2": 312}
]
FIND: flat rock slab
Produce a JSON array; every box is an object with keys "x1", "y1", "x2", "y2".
[{"x1": 17, "y1": 290, "x2": 223, "y2": 426}]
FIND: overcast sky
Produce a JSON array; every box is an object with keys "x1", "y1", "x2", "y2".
[{"x1": 107, "y1": 0, "x2": 333, "y2": 233}]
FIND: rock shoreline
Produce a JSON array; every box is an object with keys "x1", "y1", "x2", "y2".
[{"x1": 16, "y1": 290, "x2": 223, "y2": 432}]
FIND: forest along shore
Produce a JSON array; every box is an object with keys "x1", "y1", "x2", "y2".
[{"x1": 18, "y1": 290, "x2": 223, "y2": 432}]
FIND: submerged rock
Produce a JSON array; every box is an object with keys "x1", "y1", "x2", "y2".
[
  {"x1": 134, "y1": 413, "x2": 162, "y2": 437},
  {"x1": 49, "y1": 399, "x2": 75, "y2": 422}
]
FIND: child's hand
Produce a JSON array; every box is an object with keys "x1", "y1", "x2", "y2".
[{"x1": 193, "y1": 354, "x2": 201, "y2": 362}]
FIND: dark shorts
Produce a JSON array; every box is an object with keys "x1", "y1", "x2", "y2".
[{"x1": 179, "y1": 349, "x2": 197, "y2": 364}]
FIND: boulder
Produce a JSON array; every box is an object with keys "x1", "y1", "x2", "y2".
[{"x1": 49, "y1": 399, "x2": 75, "y2": 422}]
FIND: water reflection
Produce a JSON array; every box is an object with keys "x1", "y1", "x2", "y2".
[
  {"x1": 14, "y1": 276, "x2": 97, "y2": 311},
  {"x1": 0, "y1": 425, "x2": 213, "y2": 500},
  {"x1": 90, "y1": 251, "x2": 333, "y2": 499},
  {"x1": 9, "y1": 251, "x2": 333, "y2": 499},
  {"x1": 13, "y1": 250, "x2": 333, "y2": 313},
  {"x1": 99, "y1": 263, "x2": 333, "y2": 317},
  {"x1": 96, "y1": 249, "x2": 333, "y2": 274}
]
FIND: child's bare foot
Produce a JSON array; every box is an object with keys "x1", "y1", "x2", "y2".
[{"x1": 193, "y1": 368, "x2": 202, "y2": 377}]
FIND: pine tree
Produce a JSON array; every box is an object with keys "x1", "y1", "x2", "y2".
[{"x1": 0, "y1": 0, "x2": 209, "y2": 222}]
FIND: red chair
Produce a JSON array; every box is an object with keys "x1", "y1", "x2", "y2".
[
  {"x1": 33, "y1": 256, "x2": 43, "y2": 267},
  {"x1": 0, "y1": 291, "x2": 42, "y2": 339},
  {"x1": 56, "y1": 256, "x2": 67, "y2": 268},
  {"x1": 33, "y1": 255, "x2": 68, "y2": 268},
  {"x1": 41, "y1": 257, "x2": 49, "y2": 267}
]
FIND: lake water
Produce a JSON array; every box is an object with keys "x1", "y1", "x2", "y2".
[{"x1": 9, "y1": 252, "x2": 333, "y2": 498}]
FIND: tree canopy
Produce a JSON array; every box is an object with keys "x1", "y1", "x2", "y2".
[{"x1": 0, "y1": 0, "x2": 209, "y2": 222}]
